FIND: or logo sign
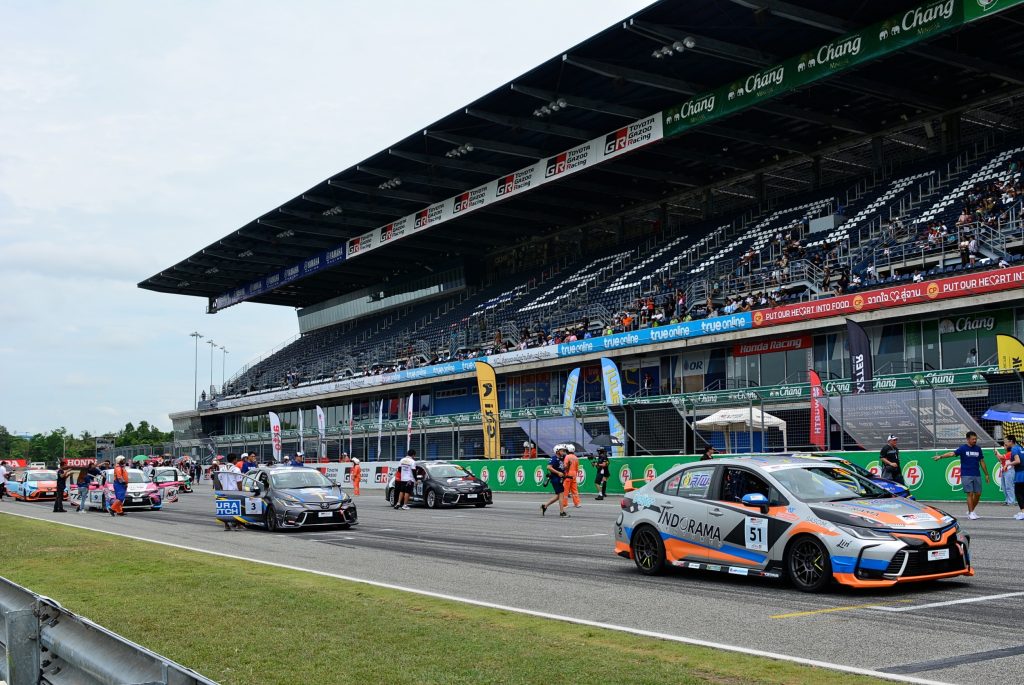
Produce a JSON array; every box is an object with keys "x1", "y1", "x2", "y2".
[
  {"x1": 534, "y1": 465, "x2": 545, "y2": 485},
  {"x1": 619, "y1": 464, "x2": 632, "y2": 484},
  {"x1": 644, "y1": 464, "x2": 657, "y2": 482},
  {"x1": 903, "y1": 460, "x2": 924, "y2": 490},
  {"x1": 497, "y1": 466, "x2": 507, "y2": 485},
  {"x1": 216, "y1": 499, "x2": 241, "y2": 517},
  {"x1": 374, "y1": 466, "x2": 391, "y2": 484},
  {"x1": 480, "y1": 466, "x2": 490, "y2": 483},
  {"x1": 945, "y1": 461, "x2": 963, "y2": 491},
  {"x1": 576, "y1": 466, "x2": 587, "y2": 486},
  {"x1": 515, "y1": 466, "x2": 525, "y2": 485},
  {"x1": 866, "y1": 460, "x2": 881, "y2": 477}
]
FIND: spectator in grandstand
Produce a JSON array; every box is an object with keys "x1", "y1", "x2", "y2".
[
  {"x1": 934, "y1": 432, "x2": 990, "y2": 519},
  {"x1": 912, "y1": 270, "x2": 925, "y2": 284},
  {"x1": 540, "y1": 445, "x2": 568, "y2": 518},
  {"x1": 968, "y1": 236, "x2": 981, "y2": 266},
  {"x1": 965, "y1": 348, "x2": 978, "y2": 366},
  {"x1": 866, "y1": 263, "x2": 878, "y2": 281}
]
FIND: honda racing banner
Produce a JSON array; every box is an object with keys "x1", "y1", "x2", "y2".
[
  {"x1": 808, "y1": 370, "x2": 827, "y2": 450},
  {"x1": 316, "y1": 405, "x2": 326, "y2": 460},
  {"x1": 846, "y1": 319, "x2": 874, "y2": 394},
  {"x1": 268, "y1": 411, "x2": 282, "y2": 462},
  {"x1": 562, "y1": 368, "x2": 581, "y2": 416}
]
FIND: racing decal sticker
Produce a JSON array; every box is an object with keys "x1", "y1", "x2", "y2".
[
  {"x1": 728, "y1": 567, "x2": 749, "y2": 576},
  {"x1": 745, "y1": 516, "x2": 768, "y2": 551},
  {"x1": 216, "y1": 499, "x2": 242, "y2": 517},
  {"x1": 244, "y1": 498, "x2": 265, "y2": 515}
]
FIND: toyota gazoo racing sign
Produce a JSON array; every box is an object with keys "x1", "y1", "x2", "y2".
[
  {"x1": 374, "y1": 466, "x2": 392, "y2": 484},
  {"x1": 602, "y1": 115, "x2": 662, "y2": 159}
]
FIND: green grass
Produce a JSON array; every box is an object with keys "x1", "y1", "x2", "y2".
[{"x1": 0, "y1": 515, "x2": 888, "y2": 685}]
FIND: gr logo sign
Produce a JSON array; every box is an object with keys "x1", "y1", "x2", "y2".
[
  {"x1": 945, "y1": 460, "x2": 962, "y2": 492},
  {"x1": 902, "y1": 460, "x2": 924, "y2": 490}
]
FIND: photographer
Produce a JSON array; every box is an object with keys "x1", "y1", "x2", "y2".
[
  {"x1": 540, "y1": 445, "x2": 569, "y2": 518},
  {"x1": 592, "y1": 448, "x2": 610, "y2": 500}
]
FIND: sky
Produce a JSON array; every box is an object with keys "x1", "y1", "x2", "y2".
[{"x1": 0, "y1": 0, "x2": 654, "y2": 435}]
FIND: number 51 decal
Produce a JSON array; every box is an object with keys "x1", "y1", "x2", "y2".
[{"x1": 745, "y1": 516, "x2": 767, "y2": 552}]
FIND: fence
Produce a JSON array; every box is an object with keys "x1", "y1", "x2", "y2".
[{"x1": 0, "y1": 576, "x2": 217, "y2": 685}]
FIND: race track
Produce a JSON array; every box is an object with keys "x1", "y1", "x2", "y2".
[{"x1": 3, "y1": 487, "x2": 1022, "y2": 685}]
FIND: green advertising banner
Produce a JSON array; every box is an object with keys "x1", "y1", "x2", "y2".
[
  {"x1": 457, "y1": 449, "x2": 1013, "y2": 502},
  {"x1": 662, "y1": 0, "x2": 1024, "y2": 139}
]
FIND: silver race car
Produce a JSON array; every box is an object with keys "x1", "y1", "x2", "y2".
[{"x1": 614, "y1": 456, "x2": 972, "y2": 592}]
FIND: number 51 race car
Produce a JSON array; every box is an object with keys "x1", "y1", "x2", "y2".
[{"x1": 615, "y1": 455, "x2": 972, "y2": 592}]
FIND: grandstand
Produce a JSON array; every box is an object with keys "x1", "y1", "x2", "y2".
[{"x1": 143, "y1": 0, "x2": 1024, "y2": 460}]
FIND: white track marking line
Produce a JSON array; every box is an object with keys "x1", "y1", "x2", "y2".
[
  {"x1": 0, "y1": 510, "x2": 953, "y2": 685},
  {"x1": 872, "y1": 591, "x2": 1024, "y2": 612},
  {"x1": 559, "y1": 533, "x2": 609, "y2": 538}
]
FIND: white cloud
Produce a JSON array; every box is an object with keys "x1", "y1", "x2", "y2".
[{"x1": 0, "y1": 0, "x2": 653, "y2": 434}]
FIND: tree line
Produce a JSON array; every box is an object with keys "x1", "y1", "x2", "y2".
[{"x1": 0, "y1": 422, "x2": 173, "y2": 463}]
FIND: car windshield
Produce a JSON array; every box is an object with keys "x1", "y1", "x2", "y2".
[
  {"x1": 825, "y1": 459, "x2": 875, "y2": 480},
  {"x1": 103, "y1": 470, "x2": 147, "y2": 484},
  {"x1": 772, "y1": 466, "x2": 891, "y2": 503},
  {"x1": 27, "y1": 471, "x2": 57, "y2": 481},
  {"x1": 270, "y1": 470, "x2": 333, "y2": 489},
  {"x1": 426, "y1": 464, "x2": 471, "y2": 478},
  {"x1": 153, "y1": 469, "x2": 180, "y2": 482}
]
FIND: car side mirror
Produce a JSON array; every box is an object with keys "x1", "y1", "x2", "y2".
[
  {"x1": 252, "y1": 484, "x2": 263, "y2": 496},
  {"x1": 741, "y1": 492, "x2": 770, "y2": 514}
]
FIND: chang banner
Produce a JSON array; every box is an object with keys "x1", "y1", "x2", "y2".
[{"x1": 475, "y1": 361, "x2": 502, "y2": 459}]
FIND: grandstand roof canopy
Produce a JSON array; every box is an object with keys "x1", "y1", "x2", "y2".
[{"x1": 140, "y1": 0, "x2": 1024, "y2": 310}]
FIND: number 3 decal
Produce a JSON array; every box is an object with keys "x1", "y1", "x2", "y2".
[{"x1": 745, "y1": 516, "x2": 768, "y2": 551}]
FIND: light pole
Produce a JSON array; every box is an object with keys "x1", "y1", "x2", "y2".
[
  {"x1": 220, "y1": 346, "x2": 228, "y2": 388},
  {"x1": 207, "y1": 339, "x2": 217, "y2": 395},
  {"x1": 190, "y1": 332, "x2": 203, "y2": 409}
]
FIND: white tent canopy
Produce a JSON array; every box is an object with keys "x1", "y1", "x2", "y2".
[{"x1": 695, "y1": 407, "x2": 788, "y2": 452}]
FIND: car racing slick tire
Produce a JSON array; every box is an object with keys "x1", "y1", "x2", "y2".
[
  {"x1": 630, "y1": 524, "x2": 666, "y2": 576},
  {"x1": 786, "y1": 535, "x2": 833, "y2": 593},
  {"x1": 266, "y1": 505, "x2": 280, "y2": 533},
  {"x1": 426, "y1": 489, "x2": 439, "y2": 509}
]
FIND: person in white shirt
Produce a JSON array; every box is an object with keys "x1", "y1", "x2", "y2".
[
  {"x1": 142, "y1": 462, "x2": 154, "y2": 481},
  {"x1": 396, "y1": 449, "x2": 418, "y2": 510}
]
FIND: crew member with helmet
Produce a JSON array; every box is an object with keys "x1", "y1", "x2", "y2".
[
  {"x1": 110, "y1": 456, "x2": 129, "y2": 517},
  {"x1": 351, "y1": 458, "x2": 362, "y2": 496},
  {"x1": 522, "y1": 441, "x2": 537, "y2": 459},
  {"x1": 593, "y1": 447, "x2": 610, "y2": 500},
  {"x1": 561, "y1": 444, "x2": 582, "y2": 509}
]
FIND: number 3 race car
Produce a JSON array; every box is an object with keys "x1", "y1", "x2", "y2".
[{"x1": 615, "y1": 455, "x2": 972, "y2": 592}]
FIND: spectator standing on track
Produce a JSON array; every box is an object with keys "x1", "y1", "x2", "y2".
[
  {"x1": 76, "y1": 463, "x2": 102, "y2": 513},
  {"x1": 289, "y1": 452, "x2": 305, "y2": 467},
  {"x1": 395, "y1": 449, "x2": 416, "y2": 510},
  {"x1": 593, "y1": 448, "x2": 610, "y2": 500},
  {"x1": 879, "y1": 435, "x2": 905, "y2": 485},
  {"x1": 700, "y1": 445, "x2": 716, "y2": 461},
  {"x1": 53, "y1": 460, "x2": 68, "y2": 512},
  {"x1": 350, "y1": 458, "x2": 361, "y2": 496},
  {"x1": 540, "y1": 445, "x2": 569, "y2": 518},
  {"x1": 0, "y1": 461, "x2": 7, "y2": 500},
  {"x1": 934, "y1": 431, "x2": 990, "y2": 519},
  {"x1": 561, "y1": 446, "x2": 581, "y2": 509},
  {"x1": 1006, "y1": 438, "x2": 1024, "y2": 520},
  {"x1": 996, "y1": 435, "x2": 1020, "y2": 507},
  {"x1": 209, "y1": 460, "x2": 221, "y2": 490},
  {"x1": 110, "y1": 456, "x2": 129, "y2": 517}
]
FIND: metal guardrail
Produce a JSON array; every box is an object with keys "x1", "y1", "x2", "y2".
[{"x1": 0, "y1": 576, "x2": 218, "y2": 685}]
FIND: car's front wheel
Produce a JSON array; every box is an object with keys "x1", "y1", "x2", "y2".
[
  {"x1": 387, "y1": 488, "x2": 398, "y2": 507},
  {"x1": 631, "y1": 525, "x2": 666, "y2": 576},
  {"x1": 266, "y1": 505, "x2": 279, "y2": 532},
  {"x1": 426, "y1": 489, "x2": 439, "y2": 509},
  {"x1": 786, "y1": 535, "x2": 832, "y2": 593}
]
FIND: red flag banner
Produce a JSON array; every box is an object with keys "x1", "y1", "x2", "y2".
[{"x1": 808, "y1": 370, "x2": 826, "y2": 450}]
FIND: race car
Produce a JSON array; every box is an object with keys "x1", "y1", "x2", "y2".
[
  {"x1": 615, "y1": 455, "x2": 971, "y2": 592},
  {"x1": 213, "y1": 465, "x2": 358, "y2": 531},
  {"x1": 6, "y1": 469, "x2": 65, "y2": 501},
  {"x1": 152, "y1": 466, "x2": 192, "y2": 494},
  {"x1": 78, "y1": 468, "x2": 164, "y2": 512},
  {"x1": 384, "y1": 461, "x2": 492, "y2": 509},
  {"x1": 793, "y1": 453, "x2": 914, "y2": 499}
]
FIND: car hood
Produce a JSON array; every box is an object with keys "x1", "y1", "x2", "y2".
[
  {"x1": 811, "y1": 498, "x2": 952, "y2": 529},
  {"x1": 276, "y1": 487, "x2": 343, "y2": 504}
]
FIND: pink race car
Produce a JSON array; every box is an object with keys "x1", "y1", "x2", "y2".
[{"x1": 74, "y1": 468, "x2": 165, "y2": 512}]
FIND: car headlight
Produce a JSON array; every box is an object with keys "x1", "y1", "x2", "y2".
[
  {"x1": 836, "y1": 524, "x2": 895, "y2": 540},
  {"x1": 275, "y1": 496, "x2": 302, "y2": 507},
  {"x1": 442, "y1": 486, "x2": 457, "y2": 492}
]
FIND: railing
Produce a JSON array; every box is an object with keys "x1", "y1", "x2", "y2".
[{"x1": 0, "y1": 576, "x2": 218, "y2": 685}]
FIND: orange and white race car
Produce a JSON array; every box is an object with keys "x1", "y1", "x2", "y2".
[{"x1": 615, "y1": 455, "x2": 972, "y2": 592}]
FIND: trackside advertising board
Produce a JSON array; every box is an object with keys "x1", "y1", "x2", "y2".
[{"x1": 454, "y1": 450, "x2": 1011, "y2": 502}]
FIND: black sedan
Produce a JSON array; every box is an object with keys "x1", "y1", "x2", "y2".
[
  {"x1": 214, "y1": 466, "x2": 358, "y2": 531},
  {"x1": 384, "y1": 461, "x2": 492, "y2": 509}
]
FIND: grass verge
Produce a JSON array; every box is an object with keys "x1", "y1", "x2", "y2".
[{"x1": 0, "y1": 514, "x2": 889, "y2": 685}]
